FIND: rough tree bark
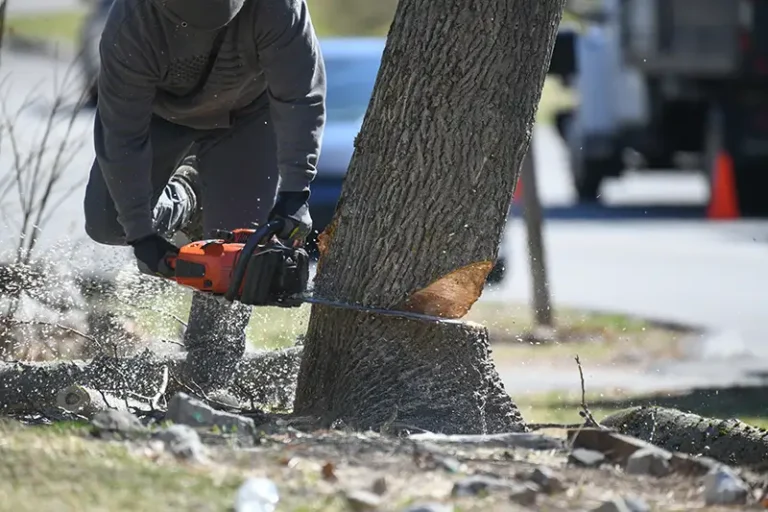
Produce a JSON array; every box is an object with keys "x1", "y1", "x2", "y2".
[{"x1": 294, "y1": 0, "x2": 567, "y2": 434}]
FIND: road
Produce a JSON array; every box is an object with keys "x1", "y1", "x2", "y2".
[{"x1": 1, "y1": 49, "x2": 767, "y2": 394}]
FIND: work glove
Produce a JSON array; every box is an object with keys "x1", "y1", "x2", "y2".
[
  {"x1": 269, "y1": 191, "x2": 312, "y2": 244},
  {"x1": 129, "y1": 234, "x2": 179, "y2": 278}
]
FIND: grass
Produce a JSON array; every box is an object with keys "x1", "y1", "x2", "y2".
[
  {"x1": 0, "y1": 420, "x2": 243, "y2": 511},
  {"x1": 4, "y1": 10, "x2": 87, "y2": 46}
]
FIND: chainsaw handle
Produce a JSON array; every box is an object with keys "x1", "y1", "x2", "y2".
[{"x1": 224, "y1": 219, "x2": 285, "y2": 301}]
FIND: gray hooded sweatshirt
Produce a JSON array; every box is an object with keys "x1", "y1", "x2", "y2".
[{"x1": 94, "y1": 0, "x2": 326, "y2": 242}]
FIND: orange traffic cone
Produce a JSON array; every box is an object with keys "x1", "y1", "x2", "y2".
[
  {"x1": 513, "y1": 178, "x2": 523, "y2": 203},
  {"x1": 707, "y1": 151, "x2": 740, "y2": 219}
]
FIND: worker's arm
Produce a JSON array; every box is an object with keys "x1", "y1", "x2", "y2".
[
  {"x1": 254, "y1": 0, "x2": 327, "y2": 195},
  {"x1": 92, "y1": 5, "x2": 159, "y2": 243}
]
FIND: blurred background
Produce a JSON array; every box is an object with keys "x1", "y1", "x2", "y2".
[{"x1": 1, "y1": 0, "x2": 768, "y2": 410}]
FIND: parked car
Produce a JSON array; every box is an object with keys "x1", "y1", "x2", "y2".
[{"x1": 76, "y1": 12, "x2": 508, "y2": 283}]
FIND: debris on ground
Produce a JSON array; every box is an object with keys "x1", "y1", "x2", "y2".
[
  {"x1": 234, "y1": 477, "x2": 280, "y2": 512},
  {"x1": 344, "y1": 489, "x2": 384, "y2": 511}
]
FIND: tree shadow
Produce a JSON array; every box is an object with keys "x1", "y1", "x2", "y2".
[{"x1": 574, "y1": 385, "x2": 768, "y2": 420}]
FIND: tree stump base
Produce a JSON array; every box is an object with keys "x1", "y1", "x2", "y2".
[{"x1": 294, "y1": 308, "x2": 524, "y2": 434}]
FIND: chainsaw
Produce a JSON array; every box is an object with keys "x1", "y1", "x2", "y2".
[{"x1": 163, "y1": 220, "x2": 462, "y2": 324}]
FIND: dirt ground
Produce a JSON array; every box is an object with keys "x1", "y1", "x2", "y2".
[{"x1": 1, "y1": 415, "x2": 765, "y2": 512}]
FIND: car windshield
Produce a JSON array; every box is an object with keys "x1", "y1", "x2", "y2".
[{"x1": 324, "y1": 53, "x2": 382, "y2": 123}]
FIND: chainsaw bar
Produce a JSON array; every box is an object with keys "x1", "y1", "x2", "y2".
[
  {"x1": 290, "y1": 293, "x2": 466, "y2": 325},
  {"x1": 203, "y1": 290, "x2": 464, "y2": 325}
]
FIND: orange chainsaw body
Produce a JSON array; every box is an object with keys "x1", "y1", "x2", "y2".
[{"x1": 171, "y1": 228, "x2": 255, "y2": 295}]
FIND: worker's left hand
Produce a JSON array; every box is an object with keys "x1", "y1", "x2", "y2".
[{"x1": 269, "y1": 191, "x2": 312, "y2": 245}]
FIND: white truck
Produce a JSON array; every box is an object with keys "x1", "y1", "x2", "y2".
[{"x1": 554, "y1": 0, "x2": 768, "y2": 216}]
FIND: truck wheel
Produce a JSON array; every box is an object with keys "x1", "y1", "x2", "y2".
[
  {"x1": 570, "y1": 152, "x2": 617, "y2": 202},
  {"x1": 486, "y1": 257, "x2": 506, "y2": 285}
]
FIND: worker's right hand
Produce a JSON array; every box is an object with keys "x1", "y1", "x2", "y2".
[
  {"x1": 129, "y1": 234, "x2": 179, "y2": 278},
  {"x1": 269, "y1": 191, "x2": 313, "y2": 245}
]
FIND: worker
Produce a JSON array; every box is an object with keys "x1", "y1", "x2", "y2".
[{"x1": 82, "y1": 0, "x2": 326, "y2": 408}]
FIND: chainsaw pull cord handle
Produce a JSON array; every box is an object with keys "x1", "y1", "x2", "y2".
[
  {"x1": 164, "y1": 254, "x2": 177, "y2": 271},
  {"x1": 224, "y1": 219, "x2": 285, "y2": 301}
]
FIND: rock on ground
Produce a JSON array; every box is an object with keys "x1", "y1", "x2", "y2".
[
  {"x1": 344, "y1": 489, "x2": 383, "y2": 511},
  {"x1": 568, "y1": 448, "x2": 606, "y2": 468},
  {"x1": 400, "y1": 504, "x2": 453, "y2": 512},
  {"x1": 591, "y1": 496, "x2": 650, "y2": 512},
  {"x1": 165, "y1": 392, "x2": 255, "y2": 444},
  {"x1": 703, "y1": 466, "x2": 750, "y2": 506},
  {"x1": 154, "y1": 424, "x2": 206, "y2": 463},
  {"x1": 91, "y1": 410, "x2": 146, "y2": 437},
  {"x1": 526, "y1": 466, "x2": 566, "y2": 494},
  {"x1": 625, "y1": 447, "x2": 672, "y2": 477}
]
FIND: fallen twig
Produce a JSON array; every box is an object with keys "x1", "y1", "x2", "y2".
[{"x1": 150, "y1": 365, "x2": 169, "y2": 411}]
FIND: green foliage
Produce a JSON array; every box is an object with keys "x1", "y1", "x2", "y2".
[{"x1": 308, "y1": 0, "x2": 397, "y2": 36}]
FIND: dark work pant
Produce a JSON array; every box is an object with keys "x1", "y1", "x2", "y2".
[{"x1": 83, "y1": 101, "x2": 279, "y2": 391}]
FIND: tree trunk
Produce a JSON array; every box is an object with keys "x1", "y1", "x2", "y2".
[{"x1": 294, "y1": 0, "x2": 566, "y2": 434}]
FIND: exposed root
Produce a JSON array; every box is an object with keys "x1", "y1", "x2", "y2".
[
  {"x1": 601, "y1": 405, "x2": 768, "y2": 468},
  {"x1": 0, "y1": 347, "x2": 302, "y2": 416}
]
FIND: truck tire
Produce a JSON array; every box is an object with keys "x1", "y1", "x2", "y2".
[
  {"x1": 570, "y1": 151, "x2": 620, "y2": 202},
  {"x1": 486, "y1": 257, "x2": 506, "y2": 285},
  {"x1": 703, "y1": 106, "x2": 723, "y2": 186}
]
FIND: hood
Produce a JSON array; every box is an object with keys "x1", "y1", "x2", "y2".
[{"x1": 151, "y1": 0, "x2": 245, "y2": 31}]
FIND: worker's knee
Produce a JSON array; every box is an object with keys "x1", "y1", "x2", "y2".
[
  {"x1": 83, "y1": 162, "x2": 129, "y2": 246},
  {"x1": 84, "y1": 218, "x2": 126, "y2": 246},
  {"x1": 83, "y1": 203, "x2": 127, "y2": 246}
]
